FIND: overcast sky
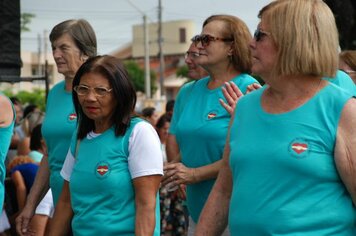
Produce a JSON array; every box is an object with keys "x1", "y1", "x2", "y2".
[{"x1": 21, "y1": 0, "x2": 271, "y2": 54}]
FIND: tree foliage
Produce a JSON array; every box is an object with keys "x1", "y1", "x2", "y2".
[
  {"x1": 124, "y1": 60, "x2": 157, "y2": 95},
  {"x1": 3, "y1": 88, "x2": 46, "y2": 111},
  {"x1": 21, "y1": 13, "x2": 35, "y2": 32}
]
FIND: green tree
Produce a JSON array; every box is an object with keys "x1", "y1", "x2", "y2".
[
  {"x1": 3, "y1": 89, "x2": 46, "y2": 111},
  {"x1": 21, "y1": 13, "x2": 35, "y2": 32},
  {"x1": 124, "y1": 60, "x2": 156, "y2": 95}
]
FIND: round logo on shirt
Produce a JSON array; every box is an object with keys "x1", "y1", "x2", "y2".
[
  {"x1": 95, "y1": 161, "x2": 111, "y2": 178},
  {"x1": 288, "y1": 138, "x2": 310, "y2": 159},
  {"x1": 67, "y1": 112, "x2": 77, "y2": 122},
  {"x1": 206, "y1": 110, "x2": 218, "y2": 120}
]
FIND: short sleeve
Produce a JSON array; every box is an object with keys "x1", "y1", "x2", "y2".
[
  {"x1": 128, "y1": 121, "x2": 163, "y2": 179},
  {"x1": 169, "y1": 81, "x2": 195, "y2": 135},
  {"x1": 60, "y1": 149, "x2": 75, "y2": 181}
]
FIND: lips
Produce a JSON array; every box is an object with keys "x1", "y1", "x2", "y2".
[
  {"x1": 291, "y1": 143, "x2": 308, "y2": 154},
  {"x1": 97, "y1": 165, "x2": 108, "y2": 176}
]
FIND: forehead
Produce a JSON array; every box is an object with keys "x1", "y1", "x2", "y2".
[
  {"x1": 80, "y1": 72, "x2": 110, "y2": 86},
  {"x1": 52, "y1": 33, "x2": 77, "y2": 48},
  {"x1": 187, "y1": 43, "x2": 199, "y2": 52},
  {"x1": 202, "y1": 20, "x2": 226, "y2": 36}
]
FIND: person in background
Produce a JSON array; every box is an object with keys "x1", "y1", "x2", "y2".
[
  {"x1": 165, "y1": 100, "x2": 175, "y2": 121},
  {"x1": 164, "y1": 14, "x2": 259, "y2": 236},
  {"x1": 339, "y1": 50, "x2": 356, "y2": 84},
  {"x1": 16, "y1": 110, "x2": 44, "y2": 156},
  {"x1": 196, "y1": 0, "x2": 356, "y2": 235},
  {"x1": 157, "y1": 114, "x2": 187, "y2": 235},
  {"x1": 49, "y1": 55, "x2": 163, "y2": 235},
  {"x1": 28, "y1": 124, "x2": 46, "y2": 163},
  {"x1": 16, "y1": 19, "x2": 97, "y2": 236},
  {"x1": 141, "y1": 106, "x2": 159, "y2": 126},
  {"x1": 7, "y1": 97, "x2": 23, "y2": 166},
  {"x1": 185, "y1": 40, "x2": 209, "y2": 80},
  {"x1": 8, "y1": 156, "x2": 51, "y2": 236}
]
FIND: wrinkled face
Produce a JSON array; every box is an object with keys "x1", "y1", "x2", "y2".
[
  {"x1": 185, "y1": 43, "x2": 208, "y2": 80},
  {"x1": 339, "y1": 59, "x2": 356, "y2": 84},
  {"x1": 249, "y1": 21, "x2": 278, "y2": 79},
  {"x1": 52, "y1": 33, "x2": 85, "y2": 79},
  {"x1": 76, "y1": 72, "x2": 117, "y2": 130},
  {"x1": 194, "y1": 20, "x2": 233, "y2": 71}
]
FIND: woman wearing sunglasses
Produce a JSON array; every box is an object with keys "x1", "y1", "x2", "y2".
[
  {"x1": 49, "y1": 55, "x2": 163, "y2": 235},
  {"x1": 164, "y1": 14, "x2": 259, "y2": 235},
  {"x1": 196, "y1": 0, "x2": 356, "y2": 235}
]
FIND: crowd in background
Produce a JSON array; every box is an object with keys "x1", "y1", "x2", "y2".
[{"x1": 1, "y1": 0, "x2": 356, "y2": 235}]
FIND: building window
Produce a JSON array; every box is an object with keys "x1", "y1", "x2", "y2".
[{"x1": 179, "y1": 28, "x2": 186, "y2": 43}]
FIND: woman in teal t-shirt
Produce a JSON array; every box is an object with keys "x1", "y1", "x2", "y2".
[
  {"x1": 164, "y1": 14, "x2": 259, "y2": 235},
  {"x1": 16, "y1": 19, "x2": 97, "y2": 236},
  {"x1": 50, "y1": 55, "x2": 163, "y2": 235},
  {"x1": 196, "y1": 1, "x2": 356, "y2": 235},
  {"x1": 0, "y1": 93, "x2": 15, "y2": 210}
]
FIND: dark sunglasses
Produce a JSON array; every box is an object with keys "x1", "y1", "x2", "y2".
[
  {"x1": 192, "y1": 34, "x2": 233, "y2": 47},
  {"x1": 254, "y1": 28, "x2": 270, "y2": 42}
]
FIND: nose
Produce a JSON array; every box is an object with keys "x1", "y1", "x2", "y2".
[
  {"x1": 249, "y1": 38, "x2": 256, "y2": 50},
  {"x1": 52, "y1": 48, "x2": 62, "y2": 60},
  {"x1": 85, "y1": 89, "x2": 98, "y2": 101}
]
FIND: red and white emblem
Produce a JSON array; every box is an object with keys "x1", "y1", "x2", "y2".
[
  {"x1": 68, "y1": 113, "x2": 77, "y2": 121},
  {"x1": 291, "y1": 143, "x2": 308, "y2": 154},
  {"x1": 96, "y1": 165, "x2": 109, "y2": 176},
  {"x1": 207, "y1": 112, "x2": 217, "y2": 120}
]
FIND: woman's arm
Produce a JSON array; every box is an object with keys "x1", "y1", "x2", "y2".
[
  {"x1": 162, "y1": 159, "x2": 223, "y2": 186},
  {"x1": 48, "y1": 180, "x2": 73, "y2": 236},
  {"x1": 0, "y1": 95, "x2": 14, "y2": 127},
  {"x1": 166, "y1": 134, "x2": 181, "y2": 163},
  {"x1": 133, "y1": 175, "x2": 161, "y2": 236},
  {"x1": 16, "y1": 154, "x2": 50, "y2": 236},
  {"x1": 335, "y1": 98, "x2": 356, "y2": 205},
  {"x1": 17, "y1": 137, "x2": 31, "y2": 155},
  {"x1": 195, "y1": 116, "x2": 235, "y2": 236},
  {"x1": 11, "y1": 171, "x2": 27, "y2": 211}
]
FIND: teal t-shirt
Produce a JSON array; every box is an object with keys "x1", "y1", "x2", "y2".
[
  {"x1": 229, "y1": 83, "x2": 356, "y2": 235},
  {"x1": 42, "y1": 80, "x2": 77, "y2": 205},
  {"x1": 69, "y1": 118, "x2": 160, "y2": 235},
  {"x1": 0, "y1": 93, "x2": 15, "y2": 209},
  {"x1": 170, "y1": 74, "x2": 258, "y2": 223},
  {"x1": 324, "y1": 70, "x2": 356, "y2": 96}
]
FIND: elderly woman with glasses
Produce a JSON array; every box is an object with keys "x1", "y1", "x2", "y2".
[
  {"x1": 49, "y1": 55, "x2": 163, "y2": 235},
  {"x1": 196, "y1": 0, "x2": 356, "y2": 235},
  {"x1": 164, "y1": 14, "x2": 259, "y2": 235}
]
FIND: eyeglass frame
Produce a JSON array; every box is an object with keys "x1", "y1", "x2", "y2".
[
  {"x1": 192, "y1": 34, "x2": 233, "y2": 47},
  {"x1": 73, "y1": 84, "x2": 113, "y2": 97},
  {"x1": 254, "y1": 28, "x2": 270, "y2": 42},
  {"x1": 185, "y1": 51, "x2": 200, "y2": 60}
]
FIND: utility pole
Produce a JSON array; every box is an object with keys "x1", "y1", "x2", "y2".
[
  {"x1": 37, "y1": 33, "x2": 42, "y2": 75},
  {"x1": 127, "y1": 0, "x2": 151, "y2": 98},
  {"x1": 158, "y1": 0, "x2": 165, "y2": 98}
]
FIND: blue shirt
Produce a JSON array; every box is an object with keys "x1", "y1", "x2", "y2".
[
  {"x1": 42, "y1": 80, "x2": 77, "y2": 205},
  {"x1": 229, "y1": 83, "x2": 356, "y2": 235},
  {"x1": 170, "y1": 74, "x2": 259, "y2": 222}
]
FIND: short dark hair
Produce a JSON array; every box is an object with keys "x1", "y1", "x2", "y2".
[
  {"x1": 165, "y1": 100, "x2": 175, "y2": 113},
  {"x1": 141, "y1": 107, "x2": 155, "y2": 118},
  {"x1": 73, "y1": 55, "x2": 137, "y2": 139},
  {"x1": 30, "y1": 124, "x2": 42, "y2": 151},
  {"x1": 49, "y1": 19, "x2": 97, "y2": 58}
]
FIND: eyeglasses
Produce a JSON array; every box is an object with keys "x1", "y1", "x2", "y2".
[
  {"x1": 193, "y1": 34, "x2": 233, "y2": 47},
  {"x1": 74, "y1": 85, "x2": 112, "y2": 97},
  {"x1": 185, "y1": 51, "x2": 200, "y2": 60},
  {"x1": 254, "y1": 28, "x2": 270, "y2": 42}
]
